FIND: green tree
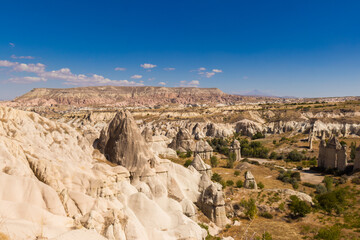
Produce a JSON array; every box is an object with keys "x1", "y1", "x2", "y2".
[
  {"x1": 240, "y1": 198, "x2": 258, "y2": 220},
  {"x1": 211, "y1": 173, "x2": 222, "y2": 183},
  {"x1": 236, "y1": 180, "x2": 243, "y2": 188},
  {"x1": 314, "y1": 225, "x2": 341, "y2": 240},
  {"x1": 258, "y1": 182, "x2": 264, "y2": 189},
  {"x1": 323, "y1": 176, "x2": 333, "y2": 192},
  {"x1": 288, "y1": 195, "x2": 311, "y2": 218},
  {"x1": 210, "y1": 156, "x2": 218, "y2": 167},
  {"x1": 226, "y1": 180, "x2": 234, "y2": 186},
  {"x1": 184, "y1": 160, "x2": 192, "y2": 167}
]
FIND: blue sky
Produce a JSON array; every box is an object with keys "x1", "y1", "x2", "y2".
[{"x1": 1, "y1": 0, "x2": 360, "y2": 99}]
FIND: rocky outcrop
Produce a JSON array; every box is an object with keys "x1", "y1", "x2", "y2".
[
  {"x1": 97, "y1": 111, "x2": 158, "y2": 178},
  {"x1": 230, "y1": 140, "x2": 241, "y2": 161},
  {"x1": 0, "y1": 107, "x2": 209, "y2": 239},
  {"x1": 354, "y1": 146, "x2": 360, "y2": 171},
  {"x1": 191, "y1": 154, "x2": 212, "y2": 177},
  {"x1": 244, "y1": 171, "x2": 257, "y2": 189},
  {"x1": 194, "y1": 140, "x2": 213, "y2": 160},
  {"x1": 168, "y1": 128, "x2": 196, "y2": 152},
  {"x1": 318, "y1": 136, "x2": 348, "y2": 171}
]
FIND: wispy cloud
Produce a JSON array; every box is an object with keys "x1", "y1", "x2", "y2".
[
  {"x1": 114, "y1": 67, "x2": 126, "y2": 71},
  {"x1": 212, "y1": 69, "x2": 222, "y2": 73},
  {"x1": 9, "y1": 43, "x2": 15, "y2": 48},
  {"x1": 141, "y1": 63, "x2": 157, "y2": 69},
  {"x1": 158, "y1": 82, "x2": 166, "y2": 86},
  {"x1": 148, "y1": 77, "x2": 155, "y2": 81},
  {"x1": 11, "y1": 54, "x2": 35, "y2": 60},
  {"x1": 205, "y1": 72, "x2": 215, "y2": 78},
  {"x1": 180, "y1": 80, "x2": 200, "y2": 87},
  {"x1": 164, "y1": 67, "x2": 175, "y2": 71},
  {"x1": 131, "y1": 74, "x2": 142, "y2": 79},
  {"x1": 0, "y1": 59, "x2": 144, "y2": 86},
  {"x1": 7, "y1": 76, "x2": 46, "y2": 83}
]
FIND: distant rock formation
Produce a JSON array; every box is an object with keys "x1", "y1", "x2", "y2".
[
  {"x1": 318, "y1": 136, "x2": 347, "y2": 171},
  {"x1": 354, "y1": 146, "x2": 360, "y2": 171},
  {"x1": 13, "y1": 86, "x2": 243, "y2": 107},
  {"x1": 230, "y1": 140, "x2": 241, "y2": 161},
  {"x1": 191, "y1": 154, "x2": 212, "y2": 177},
  {"x1": 168, "y1": 128, "x2": 196, "y2": 152},
  {"x1": 194, "y1": 140, "x2": 213, "y2": 160},
  {"x1": 244, "y1": 171, "x2": 257, "y2": 189}
]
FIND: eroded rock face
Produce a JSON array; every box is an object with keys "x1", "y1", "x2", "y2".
[
  {"x1": 230, "y1": 140, "x2": 241, "y2": 161},
  {"x1": 194, "y1": 140, "x2": 213, "y2": 160},
  {"x1": 318, "y1": 136, "x2": 347, "y2": 171},
  {"x1": 244, "y1": 171, "x2": 257, "y2": 189},
  {"x1": 198, "y1": 182, "x2": 228, "y2": 227},
  {"x1": 191, "y1": 154, "x2": 212, "y2": 177},
  {"x1": 0, "y1": 107, "x2": 208, "y2": 240},
  {"x1": 97, "y1": 111, "x2": 158, "y2": 178},
  {"x1": 168, "y1": 128, "x2": 196, "y2": 152}
]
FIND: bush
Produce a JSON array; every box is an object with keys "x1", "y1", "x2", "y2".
[
  {"x1": 252, "y1": 132, "x2": 265, "y2": 140},
  {"x1": 287, "y1": 150, "x2": 305, "y2": 162},
  {"x1": 316, "y1": 188, "x2": 349, "y2": 214},
  {"x1": 351, "y1": 177, "x2": 360, "y2": 185},
  {"x1": 315, "y1": 184, "x2": 327, "y2": 194},
  {"x1": 234, "y1": 170, "x2": 240, "y2": 176},
  {"x1": 258, "y1": 182, "x2": 264, "y2": 189},
  {"x1": 226, "y1": 152, "x2": 236, "y2": 168},
  {"x1": 259, "y1": 212, "x2": 273, "y2": 219},
  {"x1": 236, "y1": 180, "x2": 243, "y2": 188},
  {"x1": 186, "y1": 150, "x2": 192, "y2": 158},
  {"x1": 184, "y1": 160, "x2": 192, "y2": 167},
  {"x1": 302, "y1": 182, "x2": 316, "y2": 188},
  {"x1": 211, "y1": 173, "x2": 222, "y2": 183},
  {"x1": 350, "y1": 142, "x2": 356, "y2": 160},
  {"x1": 210, "y1": 156, "x2": 218, "y2": 167},
  {"x1": 288, "y1": 195, "x2": 311, "y2": 218},
  {"x1": 255, "y1": 232, "x2": 273, "y2": 240},
  {"x1": 314, "y1": 225, "x2": 341, "y2": 240},
  {"x1": 241, "y1": 139, "x2": 270, "y2": 159},
  {"x1": 269, "y1": 152, "x2": 278, "y2": 159},
  {"x1": 323, "y1": 176, "x2": 334, "y2": 192},
  {"x1": 240, "y1": 198, "x2": 257, "y2": 220},
  {"x1": 226, "y1": 180, "x2": 234, "y2": 186}
]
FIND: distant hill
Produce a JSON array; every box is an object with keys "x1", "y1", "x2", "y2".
[{"x1": 13, "y1": 86, "x2": 248, "y2": 107}]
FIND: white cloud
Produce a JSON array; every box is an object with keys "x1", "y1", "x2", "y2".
[
  {"x1": 141, "y1": 63, "x2": 157, "y2": 69},
  {"x1": 148, "y1": 77, "x2": 155, "y2": 81},
  {"x1": 180, "y1": 80, "x2": 200, "y2": 87},
  {"x1": 212, "y1": 69, "x2": 222, "y2": 73},
  {"x1": 158, "y1": 82, "x2": 166, "y2": 86},
  {"x1": 9, "y1": 43, "x2": 15, "y2": 48},
  {"x1": 114, "y1": 67, "x2": 126, "y2": 71},
  {"x1": 8, "y1": 76, "x2": 46, "y2": 84},
  {"x1": 131, "y1": 74, "x2": 142, "y2": 79},
  {"x1": 0, "y1": 59, "x2": 144, "y2": 86},
  {"x1": 205, "y1": 72, "x2": 215, "y2": 78},
  {"x1": 0, "y1": 60, "x2": 17, "y2": 67},
  {"x1": 198, "y1": 67, "x2": 206, "y2": 71},
  {"x1": 13, "y1": 63, "x2": 45, "y2": 73},
  {"x1": 164, "y1": 67, "x2": 175, "y2": 71},
  {"x1": 11, "y1": 54, "x2": 35, "y2": 60}
]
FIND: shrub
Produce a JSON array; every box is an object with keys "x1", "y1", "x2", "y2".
[
  {"x1": 273, "y1": 140, "x2": 277, "y2": 145},
  {"x1": 184, "y1": 160, "x2": 192, "y2": 167},
  {"x1": 186, "y1": 150, "x2": 192, "y2": 158},
  {"x1": 350, "y1": 142, "x2": 356, "y2": 160},
  {"x1": 316, "y1": 184, "x2": 327, "y2": 194},
  {"x1": 226, "y1": 180, "x2": 234, "y2": 186},
  {"x1": 211, "y1": 173, "x2": 222, "y2": 183},
  {"x1": 323, "y1": 176, "x2": 334, "y2": 192},
  {"x1": 240, "y1": 198, "x2": 257, "y2": 220},
  {"x1": 269, "y1": 152, "x2": 278, "y2": 159},
  {"x1": 258, "y1": 182, "x2": 264, "y2": 189},
  {"x1": 210, "y1": 156, "x2": 218, "y2": 167},
  {"x1": 302, "y1": 182, "x2": 316, "y2": 188},
  {"x1": 255, "y1": 232, "x2": 273, "y2": 240},
  {"x1": 287, "y1": 150, "x2": 305, "y2": 162},
  {"x1": 259, "y1": 212, "x2": 273, "y2": 219},
  {"x1": 234, "y1": 170, "x2": 240, "y2": 176},
  {"x1": 236, "y1": 180, "x2": 243, "y2": 188},
  {"x1": 314, "y1": 225, "x2": 341, "y2": 240},
  {"x1": 226, "y1": 152, "x2": 236, "y2": 168},
  {"x1": 241, "y1": 139, "x2": 270, "y2": 159},
  {"x1": 316, "y1": 188, "x2": 349, "y2": 214},
  {"x1": 288, "y1": 195, "x2": 311, "y2": 218},
  {"x1": 252, "y1": 132, "x2": 265, "y2": 140}
]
